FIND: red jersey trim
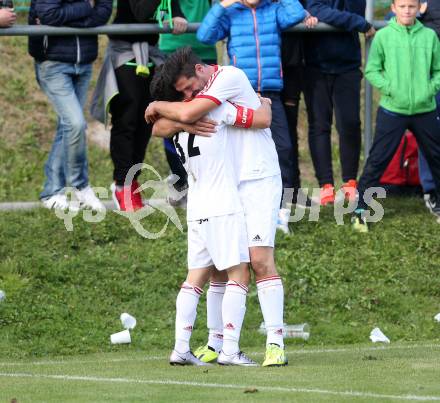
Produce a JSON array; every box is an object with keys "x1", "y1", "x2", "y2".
[{"x1": 195, "y1": 94, "x2": 222, "y2": 105}]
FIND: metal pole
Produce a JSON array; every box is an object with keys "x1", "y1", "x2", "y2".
[
  {"x1": 364, "y1": 0, "x2": 375, "y2": 159},
  {"x1": 0, "y1": 22, "x2": 349, "y2": 36}
]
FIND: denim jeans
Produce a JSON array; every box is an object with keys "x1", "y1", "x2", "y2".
[
  {"x1": 418, "y1": 91, "x2": 440, "y2": 194},
  {"x1": 35, "y1": 61, "x2": 92, "y2": 199}
]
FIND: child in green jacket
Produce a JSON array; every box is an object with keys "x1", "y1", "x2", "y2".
[{"x1": 353, "y1": 0, "x2": 440, "y2": 232}]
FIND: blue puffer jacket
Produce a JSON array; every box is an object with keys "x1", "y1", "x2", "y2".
[
  {"x1": 304, "y1": 0, "x2": 371, "y2": 74},
  {"x1": 197, "y1": 0, "x2": 306, "y2": 92},
  {"x1": 28, "y1": 0, "x2": 113, "y2": 64}
]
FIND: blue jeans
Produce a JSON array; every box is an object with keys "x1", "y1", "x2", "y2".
[
  {"x1": 35, "y1": 61, "x2": 92, "y2": 199},
  {"x1": 418, "y1": 91, "x2": 440, "y2": 193}
]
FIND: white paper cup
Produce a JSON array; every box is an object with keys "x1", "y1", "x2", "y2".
[
  {"x1": 120, "y1": 313, "x2": 137, "y2": 330},
  {"x1": 110, "y1": 329, "x2": 131, "y2": 344}
]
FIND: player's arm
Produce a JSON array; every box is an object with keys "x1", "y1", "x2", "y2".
[
  {"x1": 228, "y1": 96, "x2": 272, "y2": 130},
  {"x1": 145, "y1": 98, "x2": 219, "y2": 125},
  {"x1": 251, "y1": 96, "x2": 272, "y2": 129},
  {"x1": 152, "y1": 117, "x2": 218, "y2": 138}
]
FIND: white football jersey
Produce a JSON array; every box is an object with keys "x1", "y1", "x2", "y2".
[
  {"x1": 195, "y1": 65, "x2": 281, "y2": 182},
  {"x1": 174, "y1": 102, "x2": 242, "y2": 222}
]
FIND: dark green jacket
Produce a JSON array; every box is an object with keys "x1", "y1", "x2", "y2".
[{"x1": 366, "y1": 18, "x2": 440, "y2": 115}]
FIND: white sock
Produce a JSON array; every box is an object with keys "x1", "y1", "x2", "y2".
[
  {"x1": 222, "y1": 281, "x2": 248, "y2": 355},
  {"x1": 257, "y1": 276, "x2": 284, "y2": 348},
  {"x1": 174, "y1": 282, "x2": 203, "y2": 353},
  {"x1": 207, "y1": 281, "x2": 226, "y2": 352}
]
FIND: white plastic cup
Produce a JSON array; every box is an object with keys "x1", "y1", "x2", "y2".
[
  {"x1": 110, "y1": 329, "x2": 131, "y2": 344},
  {"x1": 120, "y1": 313, "x2": 137, "y2": 330},
  {"x1": 258, "y1": 322, "x2": 310, "y2": 340},
  {"x1": 284, "y1": 323, "x2": 310, "y2": 340}
]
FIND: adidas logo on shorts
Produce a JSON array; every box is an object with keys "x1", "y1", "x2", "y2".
[{"x1": 252, "y1": 234, "x2": 262, "y2": 242}]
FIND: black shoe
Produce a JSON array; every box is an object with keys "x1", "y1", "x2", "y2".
[
  {"x1": 292, "y1": 189, "x2": 317, "y2": 209},
  {"x1": 424, "y1": 192, "x2": 440, "y2": 218}
]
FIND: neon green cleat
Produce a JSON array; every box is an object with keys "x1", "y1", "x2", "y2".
[
  {"x1": 351, "y1": 209, "x2": 369, "y2": 233},
  {"x1": 262, "y1": 344, "x2": 288, "y2": 367},
  {"x1": 194, "y1": 344, "x2": 219, "y2": 363}
]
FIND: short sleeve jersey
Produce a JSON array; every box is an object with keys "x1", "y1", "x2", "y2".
[
  {"x1": 195, "y1": 65, "x2": 281, "y2": 182},
  {"x1": 174, "y1": 102, "x2": 243, "y2": 222}
]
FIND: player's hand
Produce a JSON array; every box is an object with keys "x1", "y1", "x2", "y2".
[
  {"x1": 183, "y1": 117, "x2": 217, "y2": 137},
  {"x1": 220, "y1": 0, "x2": 241, "y2": 8},
  {"x1": 171, "y1": 17, "x2": 188, "y2": 34},
  {"x1": 304, "y1": 13, "x2": 318, "y2": 29},
  {"x1": 365, "y1": 26, "x2": 376, "y2": 38},
  {"x1": 0, "y1": 8, "x2": 16, "y2": 28},
  {"x1": 258, "y1": 94, "x2": 272, "y2": 106},
  {"x1": 145, "y1": 102, "x2": 160, "y2": 124}
]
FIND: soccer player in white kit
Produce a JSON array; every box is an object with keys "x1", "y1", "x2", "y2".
[
  {"x1": 150, "y1": 72, "x2": 273, "y2": 366},
  {"x1": 146, "y1": 47, "x2": 287, "y2": 367}
]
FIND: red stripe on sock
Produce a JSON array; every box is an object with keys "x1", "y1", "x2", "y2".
[
  {"x1": 227, "y1": 281, "x2": 248, "y2": 293},
  {"x1": 256, "y1": 276, "x2": 281, "y2": 284}
]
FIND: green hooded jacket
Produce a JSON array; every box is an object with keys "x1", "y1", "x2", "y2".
[{"x1": 365, "y1": 17, "x2": 440, "y2": 115}]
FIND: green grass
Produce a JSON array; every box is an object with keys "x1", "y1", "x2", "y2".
[
  {"x1": 1, "y1": 343, "x2": 440, "y2": 402},
  {"x1": 1, "y1": 197, "x2": 439, "y2": 359}
]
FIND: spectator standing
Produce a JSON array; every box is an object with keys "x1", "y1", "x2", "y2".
[
  {"x1": 303, "y1": 0, "x2": 375, "y2": 205},
  {"x1": 352, "y1": 0, "x2": 440, "y2": 232},
  {"x1": 28, "y1": 0, "x2": 112, "y2": 211},
  {"x1": 197, "y1": 0, "x2": 317, "y2": 234},
  {"x1": 281, "y1": 8, "x2": 307, "y2": 208},
  {"x1": 94, "y1": 0, "x2": 187, "y2": 211},
  {"x1": 159, "y1": 0, "x2": 216, "y2": 201},
  {"x1": 0, "y1": 0, "x2": 16, "y2": 28},
  {"x1": 418, "y1": 0, "x2": 440, "y2": 218}
]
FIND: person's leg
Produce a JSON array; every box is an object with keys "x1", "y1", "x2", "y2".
[
  {"x1": 110, "y1": 63, "x2": 148, "y2": 186},
  {"x1": 357, "y1": 108, "x2": 408, "y2": 210},
  {"x1": 164, "y1": 138, "x2": 188, "y2": 191},
  {"x1": 333, "y1": 69, "x2": 362, "y2": 183},
  {"x1": 238, "y1": 175, "x2": 286, "y2": 364},
  {"x1": 36, "y1": 61, "x2": 89, "y2": 198},
  {"x1": 303, "y1": 68, "x2": 334, "y2": 186},
  {"x1": 221, "y1": 263, "x2": 250, "y2": 356},
  {"x1": 132, "y1": 73, "x2": 153, "y2": 183},
  {"x1": 410, "y1": 111, "x2": 440, "y2": 192},
  {"x1": 281, "y1": 68, "x2": 303, "y2": 190},
  {"x1": 173, "y1": 267, "x2": 212, "y2": 355},
  {"x1": 263, "y1": 92, "x2": 297, "y2": 193},
  {"x1": 418, "y1": 151, "x2": 436, "y2": 194},
  {"x1": 205, "y1": 269, "x2": 227, "y2": 353}
]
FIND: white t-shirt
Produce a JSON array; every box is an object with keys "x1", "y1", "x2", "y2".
[
  {"x1": 174, "y1": 102, "x2": 242, "y2": 222},
  {"x1": 195, "y1": 65, "x2": 280, "y2": 182}
]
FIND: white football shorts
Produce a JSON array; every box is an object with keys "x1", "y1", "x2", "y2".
[
  {"x1": 238, "y1": 174, "x2": 282, "y2": 248},
  {"x1": 187, "y1": 212, "x2": 250, "y2": 271}
]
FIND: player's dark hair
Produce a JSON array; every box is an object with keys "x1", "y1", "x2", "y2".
[
  {"x1": 150, "y1": 46, "x2": 204, "y2": 101},
  {"x1": 150, "y1": 64, "x2": 182, "y2": 102}
]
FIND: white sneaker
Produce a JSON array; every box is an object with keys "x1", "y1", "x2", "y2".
[
  {"x1": 169, "y1": 350, "x2": 210, "y2": 366},
  {"x1": 42, "y1": 194, "x2": 80, "y2": 212},
  {"x1": 277, "y1": 207, "x2": 291, "y2": 234},
  {"x1": 217, "y1": 351, "x2": 258, "y2": 366},
  {"x1": 75, "y1": 186, "x2": 105, "y2": 211}
]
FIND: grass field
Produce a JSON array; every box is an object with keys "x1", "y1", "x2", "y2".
[{"x1": 1, "y1": 343, "x2": 440, "y2": 402}]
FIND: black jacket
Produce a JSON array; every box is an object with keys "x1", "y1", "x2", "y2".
[
  {"x1": 109, "y1": 0, "x2": 184, "y2": 44},
  {"x1": 304, "y1": 0, "x2": 371, "y2": 74},
  {"x1": 28, "y1": 0, "x2": 113, "y2": 64},
  {"x1": 420, "y1": 0, "x2": 440, "y2": 38}
]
